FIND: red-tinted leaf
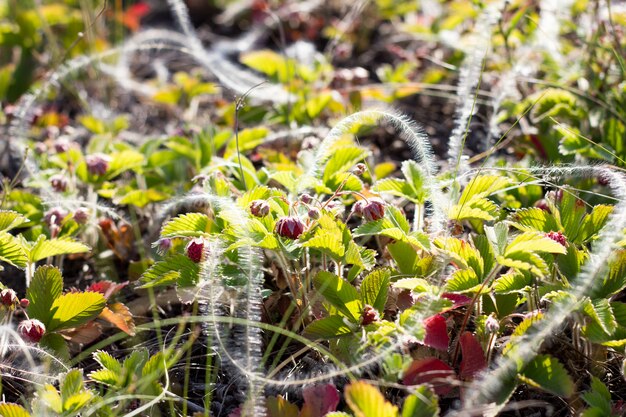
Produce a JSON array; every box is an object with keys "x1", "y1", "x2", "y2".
[
  {"x1": 459, "y1": 331, "x2": 486, "y2": 380},
  {"x1": 63, "y1": 321, "x2": 102, "y2": 345},
  {"x1": 300, "y1": 384, "x2": 340, "y2": 417},
  {"x1": 396, "y1": 289, "x2": 417, "y2": 310},
  {"x1": 402, "y1": 357, "x2": 456, "y2": 396},
  {"x1": 122, "y1": 2, "x2": 150, "y2": 31},
  {"x1": 441, "y1": 293, "x2": 472, "y2": 309},
  {"x1": 423, "y1": 314, "x2": 449, "y2": 351},
  {"x1": 99, "y1": 303, "x2": 136, "y2": 336},
  {"x1": 87, "y1": 280, "x2": 128, "y2": 299}
]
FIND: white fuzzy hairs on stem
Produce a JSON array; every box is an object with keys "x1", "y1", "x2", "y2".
[
  {"x1": 451, "y1": 164, "x2": 626, "y2": 417},
  {"x1": 446, "y1": 1, "x2": 504, "y2": 174},
  {"x1": 304, "y1": 109, "x2": 447, "y2": 234}
]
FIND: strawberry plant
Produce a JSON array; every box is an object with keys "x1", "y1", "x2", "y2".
[{"x1": 1, "y1": 0, "x2": 626, "y2": 416}]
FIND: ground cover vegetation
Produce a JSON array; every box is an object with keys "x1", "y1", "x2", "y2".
[{"x1": 0, "y1": 0, "x2": 625, "y2": 415}]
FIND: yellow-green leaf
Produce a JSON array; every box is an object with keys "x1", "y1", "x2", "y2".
[
  {"x1": 47, "y1": 292, "x2": 106, "y2": 332},
  {"x1": 344, "y1": 381, "x2": 399, "y2": 417},
  {"x1": 0, "y1": 403, "x2": 31, "y2": 417}
]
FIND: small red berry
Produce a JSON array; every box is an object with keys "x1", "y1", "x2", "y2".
[
  {"x1": 73, "y1": 208, "x2": 90, "y2": 224},
  {"x1": 545, "y1": 231, "x2": 567, "y2": 247},
  {"x1": 361, "y1": 198, "x2": 386, "y2": 222},
  {"x1": 18, "y1": 319, "x2": 46, "y2": 343},
  {"x1": 249, "y1": 200, "x2": 270, "y2": 217},
  {"x1": 49, "y1": 174, "x2": 68, "y2": 192},
  {"x1": 361, "y1": 305, "x2": 380, "y2": 325},
  {"x1": 275, "y1": 216, "x2": 305, "y2": 239},
  {"x1": 300, "y1": 193, "x2": 314, "y2": 204},
  {"x1": 534, "y1": 199, "x2": 551, "y2": 212},
  {"x1": 43, "y1": 207, "x2": 68, "y2": 226},
  {"x1": 19, "y1": 298, "x2": 29, "y2": 308},
  {"x1": 186, "y1": 238, "x2": 205, "y2": 263},
  {"x1": 308, "y1": 207, "x2": 321, "y2": 220},
  {"x1": 0, "y1": 289, "x2": 18, "y2": 308},
  {"x1": 85, "y1": 153, "x2": 110, "y2": 176}
]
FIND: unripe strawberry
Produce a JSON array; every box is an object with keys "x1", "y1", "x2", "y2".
[
  {"x1": 361, "y1": 198, "x2": 386, "y2": 221},
  {"x1": 545, "y1": 231, "x2": 567, "y2": 247},
  {"x1": 0, "y1": 289, "x2": 18, "y2": 308},
  {"x1": 361, "y1": 305, "x2": 380, "y2": 325},
  {"x1": 44, "y1": 207, "x2": 68, "y2": 226},
  {"x1": 485, "y1": 313, "x2": 500, "y2": 334},
  {"x1": 275, "y1": 216, "x2": 305, "y2": 239},
  {"x1": 73, "y1": 208, "x2": 90, "y2": 224},
  {"x1": 351, "y1": 199, "x2": 366, "y2": 217},
  {"x1": 85, "y1": 153, "x2": 110, "y2": 176},
  {"x1": 308, "y1": 207, "x2": 321, "y2": 220},
  {"x1": 249, "y1": 200, "x2": 270, "y2": 217},
  {"x1": 300, "y1": 193, "x2": 313, "y2": 204},
  {"x1": 49, "y1": 174, "x2": 68, "y2": 192},
  {"x1": 534, "y1": 199, "x2": 550, "y2": 212},
  {"x1": 153, "y1": 238, "x2": 172, "y2": 256},
  {"x1": 18, "y1": 319, "x2": 46, "y2": 343},
  {"x1": 352, "y1": 163, "x2": 366, "y2": 176},
  {"x1": 19, "y1": 298, "x2": 29, "y2": 308},
  {"x1": 186, "y1": 238, "x2": 205, "y2": 263}
]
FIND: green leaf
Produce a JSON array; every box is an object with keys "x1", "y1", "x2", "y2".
[
  {"x1": 554, "y1": 191, "x2": 585, "y2": 242},
  {"x1": 509, "y1": 208, "x2": 558, "y2": 233},
  {"x1": 28, "y1": 236, "x2": 90, "y2": 263},
  {"x1": 0, "y1": 210, "x2": 28, "y2": 232},
  {"x1": 401, "y1": 160, "x2": 429, "y2": 203},
  {"x1": 583, "y1": 298, "x2": 617, "y2": 335},
  {"x1": 448, "y1": 197, "x2": 498, "y2": 222},
  {"x1": 61, "y1": 370, "x2": 84, "y2": 403},
  {"x1": 496, "y1": 252, "x2": 549, "y2": 277},
  {"x1": 344, "y1": 381, "x2": 399, "y2": 417},
  {"x1": 0, "y1": 403, "x2": 31, "y2": 417},
  {"x1": 117, "y1": 188, "x2": 169, "y2": 208},
  {"x1": 160, "y1": 213, "x2": 211, "y2": 238},
  {"x1": 0, "y1": 232, "x2": 27, "y2": 268},
  {"x1": 93, "y1": 351, "x2": 122, "y2": 373},
  {"x1": 303, "y1": 315, "x2": 354, "y2": 339},
  {"x1": 373, "y1": 178, "x2": 416, "y2": 201},
  {"x1": 27, "y1": 265, "x2": 63, "y2": 324},
  {"x1": 47, "y1": 292, "x2": 106, "y2": 332},
  {"x1": 105, "y1": 150, "x2": 145, "y2": 179},
  {"x1": 322, "y1": 146, "x2": 368, "y2": 183},
  {"x1": 401, "y1": 386, "x2": 439, "y2": 417},
  {"x1": 579, "y1": 205, "x2": 613, "y2": 243},
  {"x1": 88, "y1": 369, "x2": 120, "y2": 387},
  {"x1": 39, "y1": 333, "x2": 70, "y2": 362},
  {"x1": 445, "y1": 269, "x2": 481, "y2": 293},
  {"x1": 303, "y1": 233, "x2": 345, "y2": 259},
  {"x1": 493, "y1": 271, "x2": 531, "y2": 294},
  {"x1": 360, "y1": 269, "x2": 390, "y2": 312},
  {"x1": 581, "y1": 377, "x2": 612, "y2": 415},
  {"x1": 459, "y1": 175, "x2": 510, "y2": 205},
  {"x1": 594, "y1": 250, "x2": 626, "y2": 298},
  {"x1": 518, "y1": 355, "x2": 575, "y2": 397},
  {"x1": 505, "y1": 232, "x2": 567, "y2": 256},
  {"x1": 63, "y1": 392, "x2": 93, "y2": 414},
  {"x1": 313, "y1": 271, "x2": 362, "y2": 323},
  {"x1": 140, "y1": 254, "x2": 201, "y2": 288}
]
